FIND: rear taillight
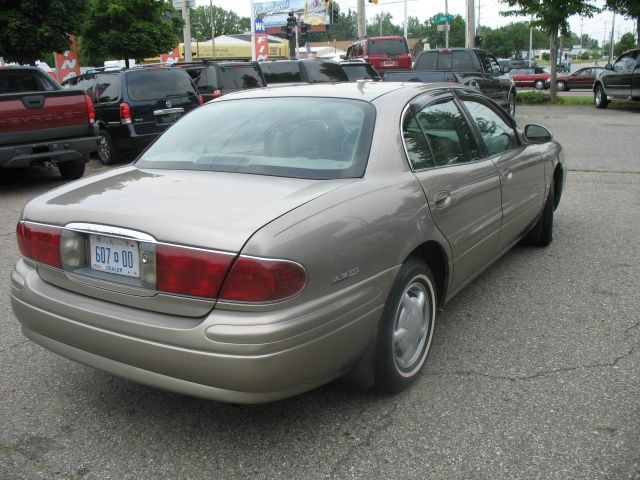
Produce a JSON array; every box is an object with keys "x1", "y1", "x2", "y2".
[
  {"x1": 198, "y1": 95, "x2": 204, "y2": 106},
  {"x1": 212, "y1": 90, "x2": 222, "y2": 99},
  {"x1": 84, "y1": 94, "x2": 95, "y2": 124},
  {"x1": 156, "y1": 244, "x2": 234, "y2": 298},
  {"x1": 16, "y1": 221, "x2": 62, "y2": 268},
  {"x1": 119, "y1": 102, "x2": 132, "y2": 125},
  {"x1": 220, "y1": 256, "x2": 306, "y2": 302}
]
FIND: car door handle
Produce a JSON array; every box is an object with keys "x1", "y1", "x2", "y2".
[
  {"x1": 433, "y1": 191, "x2": 452, "y2": 209},
  {"x1": 500, "y1": 170, "x2": 513, "y2": 181}
]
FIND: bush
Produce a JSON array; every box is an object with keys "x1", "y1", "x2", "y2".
[
  {"x1": 580, "y1": 52, "x2": 590, "y2": 60},
  {"x1": 542, "y1": 52, "x2": 550, "y2": 61}
]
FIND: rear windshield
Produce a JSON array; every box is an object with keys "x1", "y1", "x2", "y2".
[
  {"x1": 219, "y1": 64, "x2": 265, "y2": 89},
  {"x1": 126, "y1": 69, "x2": 196, "y2": 101},
  {"x1": 260, "y1": 62, "x2": 302, "y2": 83},
  {"x1": 302, "y1": 62, "x2": 348, "y2": 83},
  {"x1": 368, "y1": 38, "x2": 408, "y2": 55},
  {"x1": 136, "y1": 97, "x2": 375, "y2": 180},
  {"x1": 0, "y1": 70, "x2": 58, "y2": 93},
  {"x1": 415, "y1": 51, "x2": 475, "y2": 71}
]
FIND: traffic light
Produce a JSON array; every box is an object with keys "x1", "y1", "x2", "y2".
[{"x1": 286, "y1": 11, "x2": 297, "y2": 39}]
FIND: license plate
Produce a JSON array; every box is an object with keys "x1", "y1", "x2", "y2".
[
  {"x1": 383, "y1": 61, "x2": 397, "y2": 67},
  {"x1": 161, "y1": 113, "x2": 180, "y2": 123},
  {"x1": 89, "y1": 235, "x2": 140, "y2": 278}
]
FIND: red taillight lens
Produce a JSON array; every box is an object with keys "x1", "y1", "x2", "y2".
[
  {"x1": 119, "y1": 102, "x2": 132, "y2": 125},
  {"x1": 16, "y1": 221, "x2": 62, "y2": 268},
  {"x1": 220, "y1": 256, "x2": 306, "y2": 302},
  {"x1": 84, "y1": 94, "x2": 95, "y2": 124},
  {"x1": 198, "y1": 95, "x2": 204, "y2": 106},
  {"x1": 212, "y1": 90, "x2": 222, "y2": 99},
  {"x1": 156, "y1": 244, "x2": 233, "y2": 298}
]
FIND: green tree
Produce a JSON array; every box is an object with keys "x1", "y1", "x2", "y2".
[
  {"x1": 81, "y1": 0, "x2": 183, "y2": 68},
  {"x1": 501, "y1": 0, "x2": 600, "y2": 101},
  {"x1": 190, "y1": 5, "x2": 250, "y2": 41},
  {"x1": 418, "y1": 14, "x2": 466, "y2": 49},
  {"x1": 366, "y1": 12, "x2": 402, "y2": 36},
  {"x1": 606, "y1": 0, "x2": 640, "y2": 45},
  {"x1": 614, "y1": 31, "x2": 638, "y2": 55},
  {"x1": 0, "y1": 0, "x2": 88, "y2": 64},
  {"x1": 482, "y1": 22, "x2": 548, "y2": 58}
]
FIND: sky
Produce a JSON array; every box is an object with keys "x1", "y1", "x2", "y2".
[{"x1": 197, "y1": 0, "x2": 636, "y2": 45}]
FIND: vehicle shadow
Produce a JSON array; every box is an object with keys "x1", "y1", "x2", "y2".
[{"x1": 0, "y1": 166, "x2": 68, "y2": 193}]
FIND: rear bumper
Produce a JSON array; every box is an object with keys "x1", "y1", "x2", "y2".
[
  {"x1": 0, "y1": 133, "x2": 98, "y2": 168},
  {"x1": 10, "y1": 259, "x2": 384, "y2": 403}
]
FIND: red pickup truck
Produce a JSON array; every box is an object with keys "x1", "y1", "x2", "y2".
[{"x1": 0, "y1": 66, "x2": 98, "y2": 179}]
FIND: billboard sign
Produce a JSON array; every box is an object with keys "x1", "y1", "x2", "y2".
[{"x1": 254, "y1": 0, "x2": 329, "y2": 28}]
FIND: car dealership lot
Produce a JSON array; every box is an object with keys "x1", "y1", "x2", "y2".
[{"x1": 1, "y1": 106, "x2": 638, "y2": 479}]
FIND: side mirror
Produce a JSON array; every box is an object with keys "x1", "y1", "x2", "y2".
[
  {"x1": 502, "y1": 65, "x2": 511, "y2": 73},
  {"x1": 605, "y1": 63, "x2": 613, "y2": 70},
  {"x1": 524, "y1": 124, "x2": 552, "y2": 144}
]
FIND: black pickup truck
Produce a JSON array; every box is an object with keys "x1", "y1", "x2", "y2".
[
  {"x1": 384, "y1": 48, "x2": 517, "y2": 117},
  {"x1": 593, "y1": 48, "x2": 640, "y2": 108}
]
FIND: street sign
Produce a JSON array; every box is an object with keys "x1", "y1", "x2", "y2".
[
  {"x1": 172, "y1": 0, "x2": 195, "y2": 9},
  {"x1": 434, "y1": 14, "x2": 453, "y2": 23},
  {"x1": 437, "y1": 24, "x2": 451, "y2": 32}
]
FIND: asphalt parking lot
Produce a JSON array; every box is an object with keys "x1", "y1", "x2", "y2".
[{"x1": 1, "y1": 105, "x2": 639, "y2": 480}]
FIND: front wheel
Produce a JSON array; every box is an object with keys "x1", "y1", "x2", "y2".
[
  {"x1": 534, "y1": 80, "x2": 545, "y2": 90},
  {"x1": 506, "y1": 92, "x2": 516, "y2": 118},
  {"x1": 594, "y1": 84, "x2": 608, "y2": 109},
  {"x1": 522, "y1": 181, "x2": 554, "y2": 247},
  {"x1": 375, "y1": 258, "x2": 437, "y2": 393},
  {"x1": 556, "y1": 80, "x2": 568, "y2": 91}
]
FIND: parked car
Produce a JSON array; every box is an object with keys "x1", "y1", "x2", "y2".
[
  {"x1": 339, "y1": 61, "x2": 382, "y2": 81},
  {"x1": 552, "y1": 67, "x2": 605, "y2": 91},
  {"x1": 11, "y1": 82, "x2": 565, "y2": 404},
  {"x1": 593, "y1": 48, "x2": 640, "y2": 108},
  {"x1": 509, "y1": 67, "x2": 551, "y2": 90},
  {"x1": 176, "y1": 61, "x2": 266, "y2": 102},
  {"x1": 384, "y1": 48, "x2": 517, "y2": 117},
  {"x1": 344, "y1": 36, "x2": 412, "y2": 75},
  {"x1": 63, "y1": 66, "x2": 201, "y2": 164},
  {"x1": 0, "y1": 66, "x2": 98, "y2": 179},
  {"x1": 259, "y1": 59, "x2": 348, "y2": 85}
]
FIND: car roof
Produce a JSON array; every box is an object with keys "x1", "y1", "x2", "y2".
[{"x1": 212, "y1": 81, "x2": 473, "y2": 104}]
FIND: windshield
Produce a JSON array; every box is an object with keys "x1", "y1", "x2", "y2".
[
  {"x1": 126, "y1": 69, "x2": 196, "y2": 101},
  {"x1": 136, "y1": 97, "x2": 375, "y2": 180}
]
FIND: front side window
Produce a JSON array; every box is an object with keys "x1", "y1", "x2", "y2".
[
  {"x1": 614, "y1": 53, "x2": 631, "y2": 73},
  {"x1": 414, "y1": 99, "x2": 480, "y2": 166},
  {"x1": 462, "y1": 99, "x2": 518, "y2": 156},
  {"x1": 136, "y1": 97, "x2": 375, "y2": 180}
]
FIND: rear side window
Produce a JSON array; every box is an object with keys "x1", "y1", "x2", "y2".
[
  {"x1": 368, "y1": 38, "x2": 408, "y2": 55},
  {"x1": 415, "y1": 51, "x2": 474, "y2": 71},
  {"x1": 303, "y1": 62, "x2": 348, "y2": 82},
  {"x1": 126, "y1": 69, "x2": 196, "y2": 101},
  {"x1": 136, "y1": 97, "x2": 375, "y2": 180},
  {"x1": 260, "y1": 62, "x2": 302, "y2": 83},
  {"x1": 94, "y1": 74, "x2": 120, "y2": 103},
  {"x1": 219, "y1": 65, "x2": 265, "y2": 89},
  {"x1": 0, "y1": 70, "x2": 57, "y2": 93},
  {"x1": 342, "y1": 64, "x2": 380, "y2": 81}
]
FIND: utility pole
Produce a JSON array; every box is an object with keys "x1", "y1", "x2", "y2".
[
  {"x1": 579, "y1": 17, "x2": 583, "y2": 58},
  {"x1": 209, "y1": 0, "x2": 216, "y2": 59},
  {"x1": 609, "y1": 12, "x2": 615, "y2": 64},
  {"x1": 182, "y1": 1, "x2": 192, "y2": 62},
  {"x1": 602, "y1": 20, "x2": 607, "y2": 60},
  {"x1": 403, "y1": 0, "x2": 408, "y2": 40},
  {"x1": 445, "y1": 0, "x2": 449, "y2": 48},
  {"x1": 357, "y1": 0, "x2": 366, "y2": 38},
  {"x1": 466, "y1": 0, "x2": 475, "y2": 48},
  {"x1": 529, "y1": 16, "x2": 533, "y2": 66}
]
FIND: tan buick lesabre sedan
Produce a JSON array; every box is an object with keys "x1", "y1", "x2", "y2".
[{"x1": 11, "y1": 82, "x2": 565, "y2": 403}]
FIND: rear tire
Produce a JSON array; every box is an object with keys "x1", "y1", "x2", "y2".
[
  {"x1": 594, "y1": 84, "x2": 608, "y2": 109},
  {"x1": 97, "y1": 130, "x2": 118, "y2": 165},
  {"x1": 522, "y1": 181, "x2": 554, "y2": 247},
  {"x1": 58, "y1": 161, "x2": 85, "y2": 180},
  {"x1": 375, "y1": 258, "x2": 437, "y2": 393},
  {"x1": 535, "y1": 80, "x2": 544, "y2": 90}
]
